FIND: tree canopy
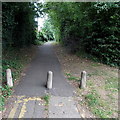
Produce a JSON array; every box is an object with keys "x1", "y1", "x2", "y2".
[
  {"x1": 2, "y1": 2, "x2": 41, "y2": 48},
  {"x1": 2, "y1": 2, "x2": 120, "y2": 66},
  {"x1": 43, "y1": 2, "x2": 120, "y2": 66}
]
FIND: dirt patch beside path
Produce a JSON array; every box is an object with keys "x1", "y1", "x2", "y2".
[{"x1": 53, "y1": 43, "x2": 118, "y2": 118}]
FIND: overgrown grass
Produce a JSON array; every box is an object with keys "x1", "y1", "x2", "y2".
[
  {"x1": 85, "y1": 89, "x2": 114, "y2": 118},
  {"x1": 1, "y1": 47, "x2": 35, "y2": 111},
  {"x1": 65, "y1": 69, "x2": 118, "y2": 118},
  {"x1": 84, "y1": 74, "x2": 118, "y2": 118},
  {"x1": 85, "y1": 91, "x2": 99, "y2": 106},
  {"x1": 65, "y1": 72, "x2": 113, "y2": 118}
]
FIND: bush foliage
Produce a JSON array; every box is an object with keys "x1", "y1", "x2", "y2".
[
  {"x1": 2, "y1": 2, "x2": 38, "y2": 48},
  {"x1": 44, "y1": 2, "x2": 120, "y2": 66}
]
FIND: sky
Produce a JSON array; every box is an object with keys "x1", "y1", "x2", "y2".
[
  {"x1": 35, "y1": 15, "x2": 47, "y2": 31},
  {"x1": 37, "y1": 17, "x2": 45, "y2": 31},
  {"x1": 34, "y1": 0, "x2": 46, "y2": 31}
]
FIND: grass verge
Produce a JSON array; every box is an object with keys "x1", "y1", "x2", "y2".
[
  {"x1": 52, "y1": 43, "x2": 118, "y2": 118},
  {"x1": 66, "y1": 73, "x2": 118, "y2": 118},
  {"x1": 85, "y1": 89, "x2": 114, "y2": 118}
]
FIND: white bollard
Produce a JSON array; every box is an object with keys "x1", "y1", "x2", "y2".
[
  {"x1": 6, "y1": 69, "x2": 13, "y2": 87},
  {"x1": 80, "y1": 71, "x2": 87, "y2": 89},
  {"x1": 47, "y1": 71, "x2": 53, "y2": 89}
]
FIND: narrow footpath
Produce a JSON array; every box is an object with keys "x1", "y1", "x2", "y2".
[{"x1": 3, "y1": 42, "x2": 81, "y2": 118}]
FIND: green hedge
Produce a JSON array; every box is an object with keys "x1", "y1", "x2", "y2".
[
  {"x1": 2, "y1": 2, "x2": 37, "y2": 48},
  {"x1": 45, "y1": 2, "x2": 120, "y2": 66},
  {"x1": 83, "y1": 3, "x2": 120, "y2": 66}
]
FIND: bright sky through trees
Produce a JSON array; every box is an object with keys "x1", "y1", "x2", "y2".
[
  {"x1": 35, "y1": 15, "x2": 47, "y2": 31},
  {"x1": 35, "y1": 17, "x2": 44, "y2": 31}
]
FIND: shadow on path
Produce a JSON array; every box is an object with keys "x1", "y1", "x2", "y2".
[{"x1": 3, "y1": 42, "x2": 81, "y2": 119}]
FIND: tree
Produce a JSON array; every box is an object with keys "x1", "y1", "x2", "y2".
[
  {"x1": 43, "y1": 2, "x2": 120, "y2": 66},
  {"x1": 2, "y1": 2, "x2": 41, "y2": 48}
]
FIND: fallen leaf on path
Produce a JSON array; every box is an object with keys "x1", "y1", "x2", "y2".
[{"x1": 55, "y1": 103, "x2": 64, "y2": 107}]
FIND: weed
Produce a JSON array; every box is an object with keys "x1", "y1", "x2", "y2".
[
  {"x1": 0, "y1": 85, "x2": 12, "y2": 111},
  {"x1": 85, "y1": 91, "x2": 99, "y2": 106},
  {"x1": 65, "y1": 72, "x2": 79, "y2": 81},
  {"x1": 43, "y1": 95, "x2": 50, "y2": 106},
  {"x1": 92, "y1": 108, "x2": 112, "y2": 118},
  {"x1": 2, "y1": 85, "x2": 12, "y2": 97},
  {"x1": 0, "y1": 95, "x2": 5, "y2": 111},
  {"x1": 68, "y1": 76, "x2": 79, "y2": 81},
  {"x1": 65, "y1": 73, "x2": 71, "y2": 77}
]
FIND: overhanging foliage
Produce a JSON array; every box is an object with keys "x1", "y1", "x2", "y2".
[{"x1": 44, "y1": 2, "x2": 120, "y2": 66}]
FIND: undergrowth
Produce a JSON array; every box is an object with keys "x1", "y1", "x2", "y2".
[
  {"x1": 85, "y1": 89, "x2": 113, "y2": 118},
  {"x1": 65, "y1": 73, "x2": 79, "y2": 81},
  {"x1": 1, "y1": 47, "x2": 35, "y2": 111},
  {"x1": 65, "y1": 72, "x2": 118, "y2": 118}
]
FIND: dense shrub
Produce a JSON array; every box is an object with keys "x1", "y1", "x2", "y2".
[
  {"x1": 44, "y1": 2, "x2": 120, "y2": 66},
  {"x1": 2, "y1": 2, "x2": 37, "y2": 48},
  {"x1": 83, "y1": 3, "x2": 120, "y2": 66}
]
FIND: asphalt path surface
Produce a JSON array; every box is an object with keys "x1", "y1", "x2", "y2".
[
  {"x1": 14, "y1": 42, "x2": 74, "y2": 97},
  {"x1": 3, "y1": 42, "x2": 81, "y2": 119}
]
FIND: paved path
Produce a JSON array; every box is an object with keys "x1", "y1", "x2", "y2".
[
  {"x1": 14, "y1": 42, "x2": 74, "y2": 97},
  {"x1": 6, "y1": 96, "x2": 46, "y2": 118},
  {"x1": 3, "y1": 42, "x2": 81, "y2": 118},
  {"x1": 49, "y1": 96, "x2": 80, "y2": 118}
]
